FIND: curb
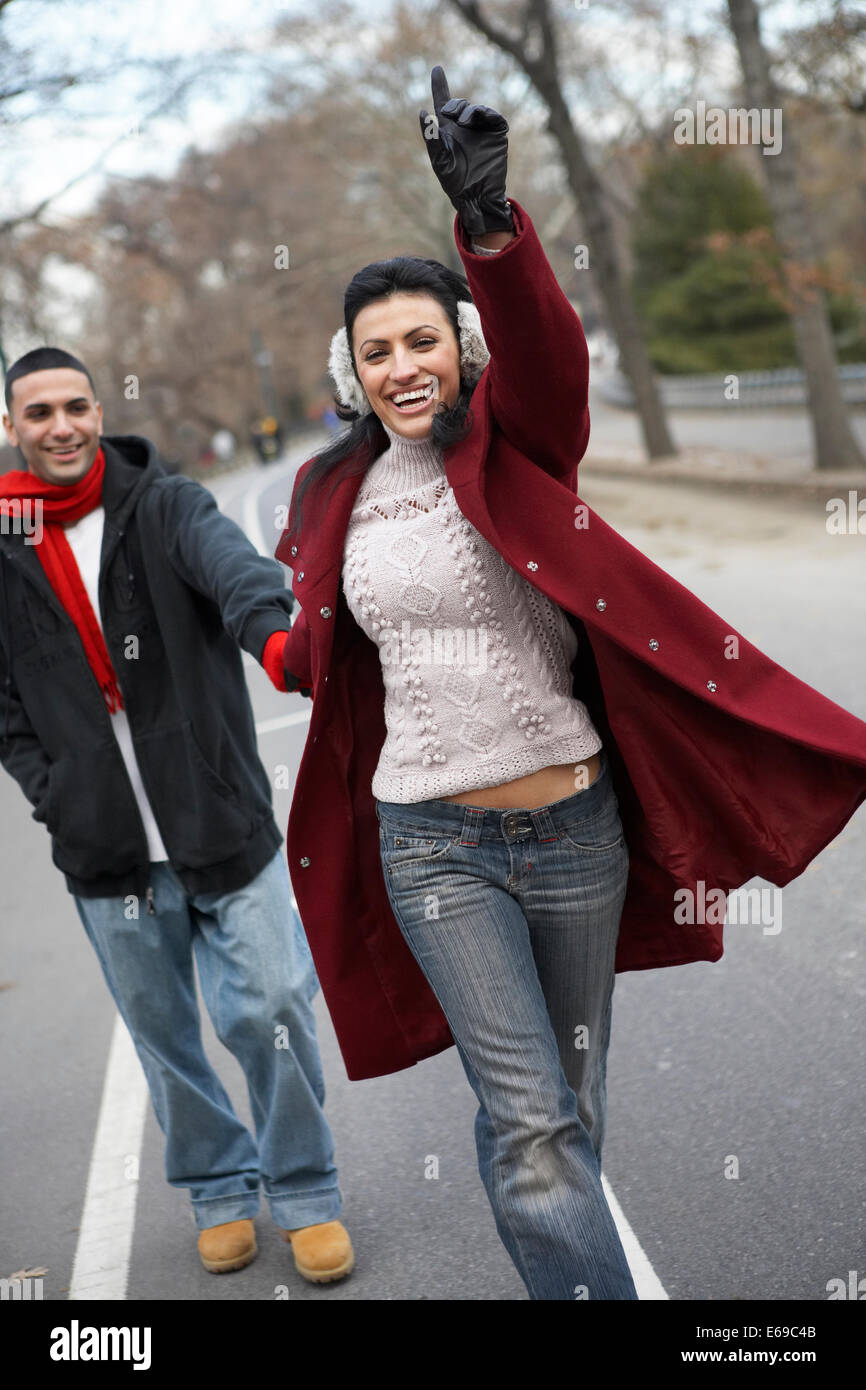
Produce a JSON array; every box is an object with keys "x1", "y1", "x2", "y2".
[{"x1": 579, "y1": 452, "x2": 866, "y2": 504}]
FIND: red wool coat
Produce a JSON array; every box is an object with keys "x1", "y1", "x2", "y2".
[{"x1": 275, "y1": 200, "x2": 866, "y2": 1082}]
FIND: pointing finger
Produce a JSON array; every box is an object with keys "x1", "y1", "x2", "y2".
[{"x1": 431, "y1": 65, "x2": 451, "y2": 118}]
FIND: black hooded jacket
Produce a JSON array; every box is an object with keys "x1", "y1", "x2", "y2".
[{"x1": 0, "y1": 434, "x2": 294, "y2": 900}]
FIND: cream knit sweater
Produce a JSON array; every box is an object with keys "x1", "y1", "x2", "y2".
[{"x1": 342, "y1": 421, "x2": 602, "y2": 803}]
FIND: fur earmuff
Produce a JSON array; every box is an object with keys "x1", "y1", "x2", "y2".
[{"x1": 328, "y1": 300, "x2": 490, "y2": 416}]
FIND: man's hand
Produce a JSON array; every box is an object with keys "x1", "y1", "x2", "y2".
[
  {"x1": 262, "y1": 630, "x2": 291, "y2": 691},
  {"x1": 262, "y1": 631, "x2": 312, "y2": 697},
  {"x1": 419, "y1": 65, "x2": 512, "y2": 238}
]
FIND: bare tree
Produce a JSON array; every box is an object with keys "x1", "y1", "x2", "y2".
[
  {"x1": 727, "y1": 0, "x2": 864, "y2": 470},
  {"x1": 773, "y1": 3, "x2": 866, "y2": 116},
  {"x1": 448, "y1": 0, "x2": 676, "y2": 458},
  {"x1": 3, "y1": 1, "x2": 583, "y2": 460},
  {"x1": 0, "y1": 0, "x2": 254, "y2": 372}
]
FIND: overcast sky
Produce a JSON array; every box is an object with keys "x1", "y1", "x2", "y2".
[
  {"x1": 2, "y1": 0, "x2": 311, "y2": 219},
  {"x1": 2, "y1": 0, "x2": 810, "y2": 225}
]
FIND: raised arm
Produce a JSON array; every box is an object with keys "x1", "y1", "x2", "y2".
[
  {"x1": 420, "y1": 65, "x2": 589, "y2": 480},
  {"x1": 455, "y1": 201, "x2": 590, "y2": 479}
]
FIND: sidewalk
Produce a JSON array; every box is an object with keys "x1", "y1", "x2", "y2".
[{"x1": 581, "y1": 439, "x2": 866, "y2": 501}]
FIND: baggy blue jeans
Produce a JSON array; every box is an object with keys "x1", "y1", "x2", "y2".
[
  {"x1": 74, "y1": 849, "x2": 342, "y2": 1232},
  {"x1": 376, "y1": 746, "x2": 638, "y2": 1300}
]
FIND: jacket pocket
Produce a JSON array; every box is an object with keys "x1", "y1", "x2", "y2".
[
  {"x1": 183, "y1": 719, "x2": 241, "y2": 805},
  {"x1": 131, "y1": 720, "x2": 255, "y2": 867},
  {"x1": 42, "y1": 745, "x2": 146, "y2": 879}
]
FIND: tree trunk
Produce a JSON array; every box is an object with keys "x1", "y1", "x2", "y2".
[
  {"x1": 727, "y1": 0, "x2": 864, "y2": 470},
  {"x1": 451, "y1": 0, "x2": 676, "y2": 458},
  {"x1": 539, "y1": 74, "x2": 675, "y2": 457}
]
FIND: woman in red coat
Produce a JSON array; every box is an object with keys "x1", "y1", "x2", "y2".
[
  {"x1": 274, "y1": 69, "x2": 866, "y2": 1300},
  {"x1": 284, "y1": 68, "x2": 636, "y2": 1299}
]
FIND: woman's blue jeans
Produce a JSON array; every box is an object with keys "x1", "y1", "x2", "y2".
[
  {"x1": 376, "y1": 746, "x2": 638, "y2": 1301},
  {"x1": 74, "y1": 850, "x2": 341, "y2": 1233}
]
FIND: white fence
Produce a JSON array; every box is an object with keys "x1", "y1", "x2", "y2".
[{"x1": 598, "y1": 364, "x2": 866, "y2": 409}]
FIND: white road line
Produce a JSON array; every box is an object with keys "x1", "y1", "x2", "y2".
[
  {"x1": 68, "y1": 1013, "x2": 148, "y2": 1300},
  {"x1": 242, "y1": 473, "x2": 271, "y2": 557},
  {"x1": 210, "y1": 468, "x2": 258, "y2": 512},
  {"x1": 602, "y1": 1173, "x2": 669, "y2": 1299},
  {"x1": 241, "y1": 452, "x2": 307, "y2": 557},
  {"x1": 254, "y1": 709, "x2": 312, "y2": 735}
]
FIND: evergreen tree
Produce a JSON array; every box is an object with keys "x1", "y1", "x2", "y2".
[{"x1": 632, "y1": 147, "x2": 864, "y2": 373}]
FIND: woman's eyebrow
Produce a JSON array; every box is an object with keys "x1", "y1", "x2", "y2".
[{"x1": 358, "y1": 324, "x2": 440, "y2": 351}]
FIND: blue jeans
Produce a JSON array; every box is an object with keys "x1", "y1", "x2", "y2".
[
  {"x1": 376, "y1": 746, "x2": 638, "y2": 1300},
  {"x1": 74, "y1": 850, "x2": 341, "y2": 1232}
]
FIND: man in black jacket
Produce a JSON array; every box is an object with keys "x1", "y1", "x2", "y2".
[{"x1": 0, "y1": 347, "x2": 353, "y2": 1283}]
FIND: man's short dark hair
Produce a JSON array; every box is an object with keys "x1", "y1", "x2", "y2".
[{"x1": 4, "y1": 347, "x2": 96, "y2": 411}]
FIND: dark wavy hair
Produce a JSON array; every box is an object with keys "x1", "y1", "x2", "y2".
[{"x1": 287, "y1": 256, "x2": 477, "y2": 538}]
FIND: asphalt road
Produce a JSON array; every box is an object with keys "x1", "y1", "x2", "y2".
[
  {"x1": 1, "y1": 428, "x2": 863, "y2": 1303},
  {"x1": 587, "y1": 368, "x2": 866, "y2": 468}
]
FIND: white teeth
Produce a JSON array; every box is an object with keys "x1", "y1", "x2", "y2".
[{"x1": 392, "y1": 382, "x2": 434, "y2": 405}]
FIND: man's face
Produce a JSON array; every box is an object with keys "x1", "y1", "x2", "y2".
[{"x1": 2, "y1": 368, "x2": 103, "y2": 485}]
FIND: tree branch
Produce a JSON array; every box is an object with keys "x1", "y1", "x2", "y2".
[
  {"x1": 450, "y1": 1, "x2": 539, "y2": 77},
  {"x1": 0, "y1": 72, "x2": 200, "y2": 236}
]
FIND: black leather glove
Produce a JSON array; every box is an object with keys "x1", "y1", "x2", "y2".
[
  {"x1": 284, "y1": 669, "x2": 312, "y2": 699},
  {"x1": 419, "y1": 65, "x2": 513, "y2": 238}
]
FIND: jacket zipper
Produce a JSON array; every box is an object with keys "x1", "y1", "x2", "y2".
[{"x1": 145, "y1": 886, "x2": 156, "y2": 916}]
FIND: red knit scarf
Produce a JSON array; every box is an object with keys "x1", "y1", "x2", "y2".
[{"x1": 0, "y1": 447, "x2": 124, "y2": 711}]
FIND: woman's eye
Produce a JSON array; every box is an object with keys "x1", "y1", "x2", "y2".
[{"x1": 365, "y1": 337, "x2": 437, "y2": 361}]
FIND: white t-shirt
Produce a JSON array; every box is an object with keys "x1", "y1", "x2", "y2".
[{"x1": 63, "y1": 506, "x2": 169, "y2": 862}]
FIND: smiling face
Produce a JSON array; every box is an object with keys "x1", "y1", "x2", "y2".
[
  {"x1": 2, "y1": 367, "x2": 103, "y2": 485},
  {"x1": 351, "y1": 292, "x2": 460, "y2": 439}
]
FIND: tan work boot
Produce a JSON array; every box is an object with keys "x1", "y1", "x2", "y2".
[
  {"x1": 198, "y1": 1218, "x2": 257, "y2": 1273},
  {"x1": 277, "y1": 1219, "x2": 354, "y2": 1283}
]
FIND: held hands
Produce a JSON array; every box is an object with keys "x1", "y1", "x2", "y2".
[
  {"x1": 262, "y1": 630, "x2": 312, "y2": 698},
  {"x1": 419, "y1": 65, "x2": 513, "y2": 238}
]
